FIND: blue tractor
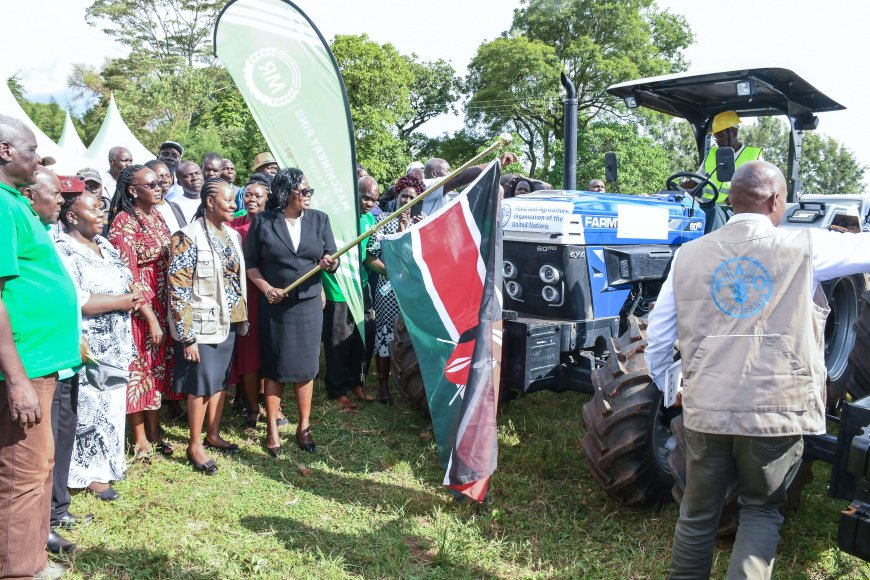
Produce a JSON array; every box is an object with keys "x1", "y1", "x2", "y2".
[{"x1": 498, "y1": 67, "x2": 870, "y2": 541}]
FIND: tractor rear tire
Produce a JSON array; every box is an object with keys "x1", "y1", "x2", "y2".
[
  {"x1": 846, "y1": 289, "x2": 870, "y2": 403},
  {"x1": 581, "y1": 315, "x2": 676, "y2": 507},
  {"x1": 389, "y1": 314, "x2": 430, "y2": 418},
  {"x1": 825, "y1": 276, "x2": 863, "y2": 412}
]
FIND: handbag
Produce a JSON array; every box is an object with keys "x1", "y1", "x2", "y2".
[{"x1": 84, "y1": 354, "x2": 130, "y2": 391}]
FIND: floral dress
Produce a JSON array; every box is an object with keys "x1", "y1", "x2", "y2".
[
  {"x1": 108, "y1": 207, "x2": 180, "y2": 412},
  {"x1": 56, "y1": 232, "x2": 134, "y2": 487},
  {"x1": 366, "y1": 213, "x2": 403, "y2": 357}
]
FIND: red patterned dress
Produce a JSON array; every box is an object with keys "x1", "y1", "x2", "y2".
[{"x1": 108, "y1": 208, "x2": 181, "y2": 413}]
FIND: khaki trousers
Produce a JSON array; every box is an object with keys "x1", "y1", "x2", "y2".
[{"x1": 0, "y1": 375, "x2": 56, "y2": 579}]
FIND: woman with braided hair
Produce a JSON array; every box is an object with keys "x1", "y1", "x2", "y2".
[
  {"x1": 107, "y1": 164, "x2": 179, "y2": 461},
  {"x1": 364, "y1": 173, "x2": 426, "y2": 405},
  {"x1": 168, "y1": 178, "x2": 248, "y2": 474}
]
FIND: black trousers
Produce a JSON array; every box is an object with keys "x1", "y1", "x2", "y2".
[
  {"x1": 322, "y1": 300, "x2": 366, "y2": 399},
  {"x1": 362, "y1": 283, "x2": 376, "y2": 376},
  {"x1": 50, "y1": 374, "x2": 78, "y2": 526}
]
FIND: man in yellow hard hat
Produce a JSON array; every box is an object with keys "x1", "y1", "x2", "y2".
[{"x1": 699, "y1": 111, "x2": 763, "y2": 203}]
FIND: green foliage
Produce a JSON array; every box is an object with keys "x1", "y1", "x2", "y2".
[
  {"x1": 398, "y1": 57, "x2": 461, "y2": 139},
  {"x1": 740, "y1": 117, "x2": 866, "y2": 194},
  {"x1": 330, "y1": 34, "x2": 414, "y2": 184},
  {"x1": 575, "y1": 121, "x2": 673, "y2": 193},
  {"x1": 640, "y1": 111, "x2": 699, "y2": 174},
  {"x1": 465, "y1": 36, "x2": 562, "y2": 177},
  {"x1": 412, "y1": 129, "x2": 488, "y2": 169},
  {"x1": 465, "y1": 0, "x2": 693, "y2": 179},
  {"x1": 85, "y1": 0, "x2": 220, "y2": 67}
]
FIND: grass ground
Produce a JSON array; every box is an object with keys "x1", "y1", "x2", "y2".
[{"x1": 57, "y1": 377, "x2": 870, "y2": 579}]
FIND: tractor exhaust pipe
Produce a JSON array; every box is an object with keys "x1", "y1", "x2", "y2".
[{"x1": 561, "y1": 72, "x2": 577, "y2": 191}]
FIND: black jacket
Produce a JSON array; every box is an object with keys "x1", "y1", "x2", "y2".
[{"x1": 243, "y1": 209, "x2": 337, "y2": 300}]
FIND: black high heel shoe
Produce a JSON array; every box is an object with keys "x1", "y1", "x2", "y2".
[
  {"x1": 264, "y1": 424, "x2": 282, "y2": 458},
  {"x1": 296, "y1": 426, "x2": 316, "y2": 453}
]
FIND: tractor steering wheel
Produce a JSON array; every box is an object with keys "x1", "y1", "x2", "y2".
[{"x1": 665, "y1": 171, "x2": 720, "y2": 205}]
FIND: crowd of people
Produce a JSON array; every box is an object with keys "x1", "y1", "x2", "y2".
[{"x1": 0, "y1": 111, "x2": 529, "y2": 578}]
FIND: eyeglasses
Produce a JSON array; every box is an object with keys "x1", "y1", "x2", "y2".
[
  {"x1": 295, "y1": 188, "x2": 314, "y2": 197},
  {"x1": 132, "y1": 181, "x2": 161, "y2": 191},
  {"x1": 361, "y1": 195, "x2": 379, "y2": 202}
]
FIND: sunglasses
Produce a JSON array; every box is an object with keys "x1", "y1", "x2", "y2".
[
  {"x1": 84, "y1": 182, "x2": 102, "y2": 193},
  {"x1": 295, "y1": 188, "x2": 314, "y2": 197},
  {"x1": 132, "y1": 181, "x2": 161, "y2": 191}
]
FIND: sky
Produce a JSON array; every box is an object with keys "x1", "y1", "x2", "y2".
[{"x1": 4, "y1": 0, "x2": 870, "y2": 172}]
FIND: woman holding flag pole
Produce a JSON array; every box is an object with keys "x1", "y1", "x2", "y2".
[{"x1": 244, "y1": 168, "x2": 338, "y2": 456}]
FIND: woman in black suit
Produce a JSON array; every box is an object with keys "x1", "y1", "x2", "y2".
[{"x1": 244, "y1": 168, "x2": 338, "y2": 455}]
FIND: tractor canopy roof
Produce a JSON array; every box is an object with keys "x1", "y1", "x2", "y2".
[{"x1": 606, "y1": 67, "x2": 845, "y2": 129}]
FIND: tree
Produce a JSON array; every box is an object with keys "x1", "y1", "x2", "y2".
[
  {"x1": 330, "y1": 34, "x2": 414, "y2": 183},
  {"x1": 465, "y1": 0, "x2": 693, "y2": 181},
  {"x1": 465, "y1": 36, "x2": 562, "y2": 177},
  {"x1": 396, "y1": 57, "x2": 461, "y2": 139},
  {"x1": 739, "y1": 116, "x2": 865, "y2": 194},
  {"x1": 575, "y1": 121, "x2": 672, "y2": 194},
  {"x1": 85, "y1": 0, "x2": 220, "y2": 68}
]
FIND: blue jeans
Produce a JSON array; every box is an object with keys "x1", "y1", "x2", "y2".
[{"x1": 669, "y1": 427, "x2": 803, "y2": 580}]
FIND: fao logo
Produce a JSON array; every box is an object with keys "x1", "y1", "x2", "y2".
[
  {"x1": 243, "y1": 48, "x2": 301, "y2": 108},
  {"x1": 500, "y1": 203, "x2": 512, "y2": 228},
  {"x1": 710, "y1": 257, "x2": 772, "y2": 319}
]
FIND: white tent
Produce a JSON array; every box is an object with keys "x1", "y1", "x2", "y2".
[
  {"x1": 57, "y1": 110, "x2": 87, "y2": 157},
  {"x1": 84, "y1": 94, "x2": 154, "y2": 166},
  {"x1": 0, "y1": 81, "x2": 88, "y2": 173}
]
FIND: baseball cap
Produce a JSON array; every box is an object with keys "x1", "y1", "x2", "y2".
[
  {"x1": 76, "y1": 168, "x2": 102, "y2": 184},
  {"x1": 158, "y1": 141, "x2": 184, "y2": 157},
  {"x1": 58, "y1": 175, "x2": 86, "y2": 194}
]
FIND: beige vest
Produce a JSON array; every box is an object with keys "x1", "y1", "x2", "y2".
[
  {"x1": 169, "y1": 219, "x2": 248, "y2": 345},
  {"x1": 672, "y1": 217, "x2": 829, "y2": 436}
]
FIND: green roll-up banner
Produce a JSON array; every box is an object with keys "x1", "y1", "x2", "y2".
[{"x1": 214, "y1": 0, "x2": 363, "y2": 336}]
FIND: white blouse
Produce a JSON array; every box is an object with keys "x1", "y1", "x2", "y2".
[{"x1": 285, "y1": 212, "x2": 303, "y2": 251}]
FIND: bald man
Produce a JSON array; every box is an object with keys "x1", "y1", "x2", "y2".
[
  {"x1": 0, "y1": 115, "x2": 80, "y2": 578},
  {"x1": 645, "y1": 161, "x2": 870, "y2": 579},
  {"x1": 103, "y1": 146, "x2": 132, "y2": 207}
]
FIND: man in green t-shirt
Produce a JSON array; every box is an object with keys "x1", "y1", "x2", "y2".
[
  {"x1": 0, "y1": 115, "x2": 80, "y2": 579},
  {"x1": 321, "y1": 176, "x2": 380, "y2": 410}
]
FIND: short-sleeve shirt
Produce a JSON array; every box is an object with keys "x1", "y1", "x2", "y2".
[
  {"x1": 0, "y1": 182, "x2": 80, "y2": 379},
  {"x1": 322, "y1": 211, "x2": 376, "y2": 302}
]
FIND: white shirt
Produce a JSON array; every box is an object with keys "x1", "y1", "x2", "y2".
[
  {"x1": 645, "y1": 212, "x2": 870, "y2": 391},
  {"x1": 167, "y1": 192, "x2": 201, "y2": 224},
  {"x1": 285, "y1": 213, "x2": 303, "y2": 250},
  {"x1": 102, "y1": 171, "x2": 118, "y2": 210},
  {"x1": 165, "y1": 182, "x2": 184, "y2": 201},
  {"x1": 155, "y1": 201, "x2": 183, "y2": 234},
  {"x1": 421, "y1": 177, "x2": 446, "y2": 216}
]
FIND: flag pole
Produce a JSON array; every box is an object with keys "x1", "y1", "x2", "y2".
[{"x1": 281, "y1": 133, "x2": 513, "y2": 295}]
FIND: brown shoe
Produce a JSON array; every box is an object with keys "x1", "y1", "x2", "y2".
[
  {"x1": 334, "y1": 395, "x2": 358, "y2": 410},
  {"x1": 352, "y1": 385, "x2": 376, "y2": 403}
]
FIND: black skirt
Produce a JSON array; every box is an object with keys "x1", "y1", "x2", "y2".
[
  {"x1": 172, "y1": 326, "x2": 236, "y2": 397},
  {"x1": 259, "y1": 294, "x2": 322, "y2": 383}
]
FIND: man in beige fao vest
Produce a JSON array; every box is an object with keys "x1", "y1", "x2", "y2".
[{"x1": 645, "y1": 160, "x2": 870, "y2": 579}]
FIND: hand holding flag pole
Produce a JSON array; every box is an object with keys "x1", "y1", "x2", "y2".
[{"x1": 281, "y1": 133, "x2": 513, "y2": 295}]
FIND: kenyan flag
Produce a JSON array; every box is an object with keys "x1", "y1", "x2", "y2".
[{"x1": 381, "y1": 161, "x2": 502, "y2": 502}]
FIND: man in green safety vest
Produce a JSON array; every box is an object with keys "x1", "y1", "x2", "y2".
[{"x1": 701, "y1": 111, "x2": 763, "y2": 203}]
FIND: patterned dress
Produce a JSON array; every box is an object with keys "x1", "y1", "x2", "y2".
[
  {"x1": 228, "y1": 215, "x2": 261, "y2": 381},
  {"x1": 108, "y1": 207, "x2": 180, "y2": 412},
  {"x1": 366, "y1": 214, "x2": 403, "y2": 357},
  {"x1": 55, "y1": 233, "x2": 134, "y2": 487}
]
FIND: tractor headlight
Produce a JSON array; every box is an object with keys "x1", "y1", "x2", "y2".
[
  {"x1": 539, "y1": 264, "x2": 561, "y2": 284},
  {"x1": 503, "y1": 260, "x2": 518, "y2": 279},
  {"x1": 505, "y1": 280, "x2": 522, "y2": 299},
  {"x1": 542, "y1": 285, "x2": 561, "y2": 303}
]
